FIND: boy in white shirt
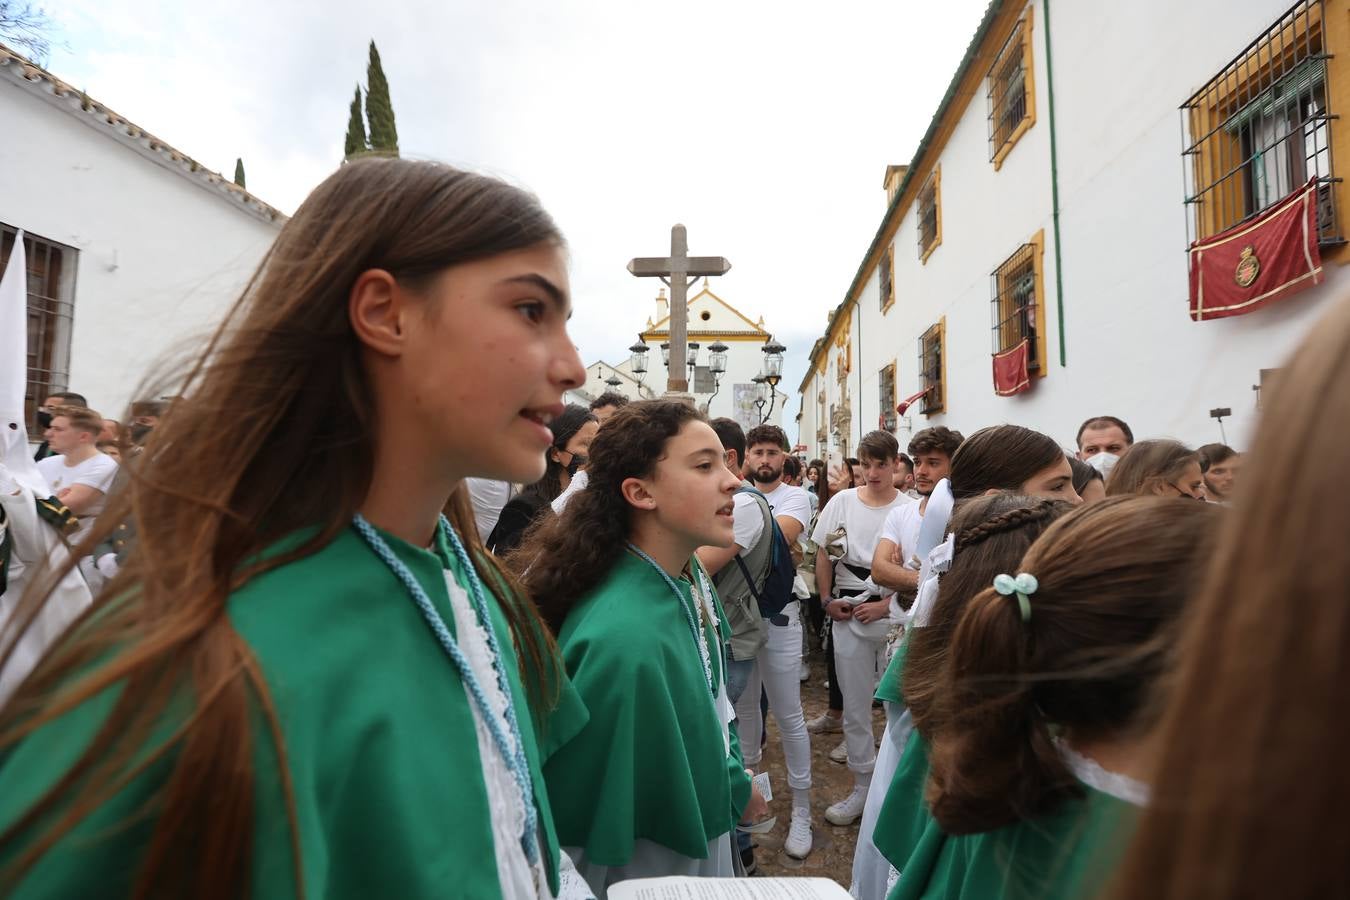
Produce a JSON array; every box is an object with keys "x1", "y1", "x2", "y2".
[
  {"x1": 872, "y1": 427, "x2": 965, "y2": 601},
  {"x1": 36, "y1": 406, "x2": 118, "y2": 525},
  {"x1": 812, "y1": 430, "x2": 912, "y2": 826}
]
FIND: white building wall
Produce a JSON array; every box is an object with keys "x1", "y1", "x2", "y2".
[
  {"x1": 802, "y1": 0, "x2": 1347, "y2": 454},
  {"x1": 880, "y1": 1, "x2": 1055, "y2": 447},
  {"x1": 0, "y1": 74, "x2": 281, "y2": 417},
  {"x1": 1048, "y1": 0, "x2": 1348, "y2": 449}
]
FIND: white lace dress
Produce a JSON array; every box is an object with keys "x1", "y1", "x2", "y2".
[{"x1": 444, "y1": 572, "x2": 593, "y2": 900}]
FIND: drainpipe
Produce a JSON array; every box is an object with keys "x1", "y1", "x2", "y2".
[
  {"x1": 1043, "y1": 0, "x2": 1067, "y2": 367},
  {"x1": 855, "y1": 299, "x2": 863, "y2": 446}
]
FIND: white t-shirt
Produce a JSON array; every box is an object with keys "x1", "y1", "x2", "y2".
[
  {"x1": 758, "y1": 482, "x2": 812, "y2": 533},
  {"x1": 464, "y1": 477, "x2": 514, "y2": 542},
  {"x1": 731, "y1": 490, "x2": 765, "y2": 556},
  {"x1": 811, "y1": 488, "x2": 911, "y2": 594},
  {"x1": 36, "y1": 452, "x2": 118, "y2": 519},
  {"x1": 551, "y1": 469, "x2": 588, "y2": 515},
  {"x1": 879, "y1": 501, "x2": 924, "y2": 569}
]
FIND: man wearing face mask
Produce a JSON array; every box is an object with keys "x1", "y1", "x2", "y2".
[
  {"x1": 1075, "y1": 415, "x2": 1133, "y2": 480},
  {"x1": 32, "y1": 391, "x2": 88, "y2": 461},
  {"x1": 487, "y1": 404, "x2": 598, "y2": 555}
]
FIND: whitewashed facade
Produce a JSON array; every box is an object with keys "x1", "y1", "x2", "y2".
[
  {"x1": 0, "y1": 45, "x2": 283, "y2": 422},
  {"x1": 799, "y1": 0, "x2": 1350, "y2": 461}
]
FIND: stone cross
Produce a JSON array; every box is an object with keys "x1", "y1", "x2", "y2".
[{"x1": 628, "y1": 224, "x2": 731, "y2": 394}]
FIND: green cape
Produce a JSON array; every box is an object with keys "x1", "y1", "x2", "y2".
[
  {"x1": 0, "y1": 524, "x2": 587, "y2": 898},
  {"x1": 544, "y1": 552, "x2": 752, "y2": 866}
]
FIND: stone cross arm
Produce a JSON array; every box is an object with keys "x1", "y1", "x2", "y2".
[{"x1": 627, "y1": 256, "x2": 732, "y2": 278}]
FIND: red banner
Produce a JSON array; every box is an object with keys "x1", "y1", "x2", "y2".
[
  {"x1": 895, "y1": 386, "x2": 932, "y2": 417},
  {"x1": 992, "y1": 339, "x2": 1031, "y2": 397},
  {"x1": 1188, "y1": 178, "x2": 1324, "y2": 322}
]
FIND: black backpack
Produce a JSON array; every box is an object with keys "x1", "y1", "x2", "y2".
[{"x1": 732, "y1": 485, "x2": 799, "y2": 620}]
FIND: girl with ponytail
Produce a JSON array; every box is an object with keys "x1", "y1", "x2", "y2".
[
  {"x1": 901, "y1": 496, "x2": 1220, "y2": 899},
  {"x1": 0, "y1": 159, "x2": 593, "y2": 899},
  {"x1": 511, "y1": 399, "x2": 764, "y2": 899}
]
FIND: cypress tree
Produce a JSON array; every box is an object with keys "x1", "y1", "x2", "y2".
[
  {"x1": 343, "y1": 85, "x2": 367, "y2": 160},
  {"x1": 233, "y1": 157, "x2": 245, "y2": 188},
  {"x1": 365, "y1": 41, "x2": 399, "y2": 156}
]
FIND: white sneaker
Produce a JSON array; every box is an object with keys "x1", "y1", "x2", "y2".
[
  {"x1": 784, "y1": 807, "x2": 813, "y2": 859},
  {"x1": 825, "y1": 785, "x2": 869, "y2": 826},
  {"x1": 799, "y1": 659, "x2": 809, "y2": 682},
  {"x1": 806, "y1": 713, "x2": 843, "y2": 734},
  {"x1": 829, "y1": 739, "x2": 848, "y2": 764}
]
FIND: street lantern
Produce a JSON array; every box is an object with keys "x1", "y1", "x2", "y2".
[
  {"x1": 687, "y1": 342, "x2": 700, "y2": 379},
  {"x1": 604, "y1": 374, "x2": 622, "y2": 389},
  {"x1": 708, "y1": 341, "x2": 729, "y2": 375},
  {"x1": 660, "y1": 342, "x2": 671, "y2": 367},
  {"x1": 629, "y1": 341, "x2": 649, "y2": 374},
  {"x1": 761, "y1": 337, "x2": 786, "y2": 382}
]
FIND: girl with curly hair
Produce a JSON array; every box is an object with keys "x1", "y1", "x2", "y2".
[{"x1": 510, "y1": 399, "x2": 766, "y2": 898}]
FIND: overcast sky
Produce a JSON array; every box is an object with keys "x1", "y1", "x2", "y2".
[{"x1": 47, "y1": 1, "x2": 990, "y2": 414}]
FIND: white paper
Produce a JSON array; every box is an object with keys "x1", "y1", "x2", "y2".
[
  {"x1": 752, "y1": 771, "x2": 772, "y2": 803},
  {"x1": 608, "y1": 876, "x2": 851, "y2": 900}
]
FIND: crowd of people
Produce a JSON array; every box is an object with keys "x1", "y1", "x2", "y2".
[{"x1": 0, "y1": 157, "x2": 1341, "y2": 900}]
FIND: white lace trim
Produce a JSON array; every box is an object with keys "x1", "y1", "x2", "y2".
[
  {"x1": 690, "y1": 569, "x2": 734, "y2": 756},
  {"x1": 444, "y1": 571, "x2": 554, "y2": 898},
  {"x1": 1057, "y1": 740, "x2": 1150, "y2": 807}
]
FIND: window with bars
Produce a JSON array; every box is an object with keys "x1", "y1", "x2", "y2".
[
  {"x1": 988, "y1": 10, "x2": 1035, "y2": 168},
  {"x1": 990, "y1": 241, "x2": 1044, "y2": 371},
  {"x1": 919, "y1": 322, "x2": 945, "y2": 415},
  {"x1": 0, "y1": 225, "x2": 77, "y2": 430},
  {"x1": 917, "y1": 166, "x2": 942, "y2": 262},
  {"x1": 879, "y1": 246, "x2": 894, "y2": 311},
  {"x1": 693, "y1": 365, "x2": 716, "y2": 394},
  {"x1": 879, "y1": 362, "x2": 897, "y2": 431},
  {"x1": 1181, "y1": 0, "x2": 1340, "y2": 245}
]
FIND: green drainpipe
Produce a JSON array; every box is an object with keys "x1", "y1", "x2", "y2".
[{"x1": 1043, "y1": 0, "x2": 1067, "y2": 366}]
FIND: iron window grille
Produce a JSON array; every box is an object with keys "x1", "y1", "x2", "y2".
[
  {"x1": 988, "y1": 16, "x2": 1031, "y2": 160},
  {"x1": 879, "y1": 246, "x2": 894, "y2": 310},
  {"x1": 692, "y1": 364, "x2": 716, "y2": 394},
  {"x1": 879, "y1": 363, "x2": 897, "y2": 431},
  {"x1": 917, "y1": 171, "x2": 940, "y2": 259},
  {"x1": 1181, "y1": 0, "x2": 1340, "y2": 246},
  {"x1": 918, "y1": 323, "x2": 944, "y2": 414},
  {"x1": 990, "y1": 243, "x2": 1041, "y2": 371},
  {"x1": 0, "y1": 224, "x2": 77, "y2": 430}
]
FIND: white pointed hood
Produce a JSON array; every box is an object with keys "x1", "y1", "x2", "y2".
[{"x1": 0, "y1": 232, "x2": 51, "y2": 497}]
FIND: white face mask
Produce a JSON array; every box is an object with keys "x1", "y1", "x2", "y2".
[{"x1": 1086, "y1": 452, "x2": 1120, "y2": 478}]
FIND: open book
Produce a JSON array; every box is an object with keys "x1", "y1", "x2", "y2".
[{"x1": 609, "y1": 876, "x2": 851, "y2": 900}]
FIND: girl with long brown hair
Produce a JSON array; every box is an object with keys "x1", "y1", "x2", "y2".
[
  {"x1": 858, "y1": 493, "x2": 1073, "y2": 900},
  {"x1": 1104, "y1": 439, "x2": 1206, "y2": 500},
  {"x1": 885, "y1": 497, "x2": 1219, "y2": 900},
  {"x1": 509, "y1": 399, "x2": 764, "y2": 899},
  {"x1": 948, "y1": 424, "x2": 1081, "y2": 503},
  {"x1": 1109, "y1": 296, "x2": 1350, "y2": 899},
  {"x1": 0, "y1": 158, "x2": 594, "y2": 899}
]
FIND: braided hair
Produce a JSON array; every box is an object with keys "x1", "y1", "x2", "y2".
[
  {"x1": 926, "y1": 497, "x2": 1220, "y2": 834},
  {"x1": 904, "y1": 495, "x2": 1073, "y2": 739}
]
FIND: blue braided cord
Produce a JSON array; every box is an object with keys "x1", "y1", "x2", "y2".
[
  {"x1": 352, "y1": 515, "x2": 539, "y2": 865},
  {"x1": 625, "y1": 543, "x2": 715, "y2": 696},
  {"x1": 436, "y1": 516, "x2": 538, "y2": 838}
]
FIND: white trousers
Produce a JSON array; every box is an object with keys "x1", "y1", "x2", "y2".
[
  {"x1": 732, "y1": 603, "x2": 812, "y2": 791},
  {"x1": 831, "y1": 619, "x2": 889, "y2": 776}
]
